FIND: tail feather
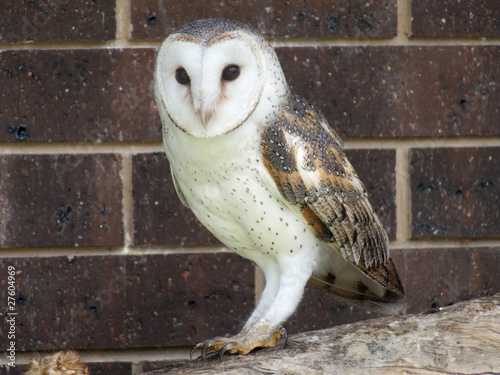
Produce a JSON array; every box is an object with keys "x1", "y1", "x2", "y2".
[{"x1": 310, "y1": 254, "x2": 406, "y2": 315}]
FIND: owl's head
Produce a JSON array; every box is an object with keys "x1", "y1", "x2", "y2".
[{"x1": 155, "y1": 18, "x2": 288, "y2": 138}]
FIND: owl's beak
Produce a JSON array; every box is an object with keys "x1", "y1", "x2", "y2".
[
  {"x1": 193, "y1": 81, "x2": 216, "y2": 130},
  {"x1": 199, "y1": 105, "x2": 213, "y2": 130}
]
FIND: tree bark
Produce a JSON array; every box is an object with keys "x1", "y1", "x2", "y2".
[{"x1": 142, "y1": 294, "x2": 500, "y2": 375}]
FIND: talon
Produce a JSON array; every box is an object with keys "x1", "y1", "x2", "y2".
[
  {"x1": 202, "y1": 339, "x2": 215, "y2": 361},
  {"x1": 190, "y1": 342, "x2": 204, "y2": 360},
  {"x1": 279, "y1": 326, "x2": 288, "y2": 347},
  {"x1": 220, "y1": 342, "x2": 235, "y2": 361},
  {"x1": 278, "y1": 326, "x2": 288, "y2": 344}
]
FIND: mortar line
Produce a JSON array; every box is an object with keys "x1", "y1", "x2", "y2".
[
  {"x1": 389, "y1": 238, "x2": 500, "y2": 250},
  {"x1": 0, "y1": 142, "x2": 164, "y2": 155},
  {"x1": 396, "y1": 0, "x2": 411, "y2": 43},
  {"x1": 2, "y1": 36, "x2": 500, "y2": 52},
  {"x1": 394, "y1": 146, "x2": 412, "y2": 244},
  {"x1": 115, "y1": 0, "x2": 132, "y2": 46},
  {"x1": 121, "y1": 154, "x2": 134, "y2": 252},
  {"x1": 131, "y1": 363, "x2": 144, "y2": 375},
  {"x1": 343, "y1": 137, "x2": 500, "y2": 149},
  {"x1": 0, "y1": 40, "x2": 159, "y2": 52},
  {"x1": 3, "y1": 347, "x2": 192, "y2": 365},
  {"x1": 1, "y1": 239, "x2": 498, "y2": 259},
  {"x1": 0, "y1": 245, "x2": 230, "y2": 258},
  {"x1": 2, "y1": 137, "x2": 499, "y2": 155},
  {"x1": 267, "y1": 37, "x2": 500, "y2": 47}
]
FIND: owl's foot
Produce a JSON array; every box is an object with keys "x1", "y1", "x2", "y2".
[{"x1": 190, "y1": 326, "x2": 287, "y2": 361}]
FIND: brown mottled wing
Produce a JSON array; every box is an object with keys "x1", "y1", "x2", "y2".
[{"x1": 262, "y1": 92, "x2": 404, "y2": 302}]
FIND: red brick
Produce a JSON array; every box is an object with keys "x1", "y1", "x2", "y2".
[
  {"x1": 412, "y1": 0, "x2": 500, "y2": 37},
  {"x1": 0, "y1": 0, "x2": 115, "y2": 43},
  {"x1": 133, "y1": 153, "x2": 219, "y2": 246},
  {"x1": 131, "y1": 0, "x2": 396, "y2": 40},
  {"x1": 390, "y1": 247, "x2": 500, "y2": 313},
  {"x1": 0, "y1": 253, "x2": 254, "y2": 350},
  {"x1": 0, "y1": 154, "x2": 123, "y2": 248},
  {"x1": 276, "y1": 46, "x2": 500, "y2": 138},
  {"x1": 0, "y1": 49, "x2": 160, "y2": 143},
  {"x1": 410, "y1": 147, "x2": 500, "y2": 238}
]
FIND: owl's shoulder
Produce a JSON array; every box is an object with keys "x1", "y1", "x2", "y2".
[
  {"x1": 266, "y1": 92, "x2": 343, "y2": 148},
  {"x1": 261, "y1": 91, "x2": 345, "y2": 177}
]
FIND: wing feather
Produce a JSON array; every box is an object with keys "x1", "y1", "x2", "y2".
[{"x1": 262, "y1": 92, "x2": 404, "y2": 302}]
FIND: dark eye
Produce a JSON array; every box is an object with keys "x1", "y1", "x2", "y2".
[
  {"x1": 175, "y1": 68, "x2": 190, "y2": 85},
  {"x1": 222, "y1": 65, "x2": 240, "y2": 81}
]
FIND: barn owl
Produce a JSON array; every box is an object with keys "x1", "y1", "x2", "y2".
[{"x1": 154, "y1": 18, "x2": 405, "y2": 359}]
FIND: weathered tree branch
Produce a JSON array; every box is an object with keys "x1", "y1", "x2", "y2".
[{"x1": 142, "y1": 294, "x2": 500, "y2": 375}]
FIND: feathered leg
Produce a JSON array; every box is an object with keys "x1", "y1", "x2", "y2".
[{"x1": 191, "y1": 251, "x2": 313, "y2": 359}]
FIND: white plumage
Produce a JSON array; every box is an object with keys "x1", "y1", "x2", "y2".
[{"x1": 155, "y1": 18, "x2": 404, "y2": 358}]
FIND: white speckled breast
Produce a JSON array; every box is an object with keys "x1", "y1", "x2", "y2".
[{"x1": 163, "y1": 117, "x2": 318, "y2": 263}]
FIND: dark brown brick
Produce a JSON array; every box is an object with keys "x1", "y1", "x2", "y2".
[
  {"x1": 277, "y1": 46, "x2": 500, "y2": 138},
  {"x1": 0, "y1": 361, "x2": 131, "y2": 375},
  {"x1": 141, "y1": 361, "x2": 171, "y2": 372},
  {"x1": 0, "y1": 256, "x2": 128, "y2": 350},
  {"x1": 411, "y1": 0, "x2": 500, "y2": 37},
  {"x1": 0, "y1": 154, "x2": 123, "y2": 248},
  {"x1": 0, "y1": 253, "x2": 254, "y2": 350},
  {"x1": 0, "y1": 0, "x2": 115, "y2": 43},
  {"x1": 87, "y1": 362, "x2": 132, "y2": 375},
  {"x1": 124, "y1": 253, "x2": 255, "y2": 347},
  {"x1": 0, "y1": 365, "x2": 28, "y2": 375},
  {"x1": 391, "y1": 247, "x2": 500, "y2": 313},
  {"x1": 0, "y1": 49, "x2": 160, "y2": 143},
  {"x1": 131, "y1": 0, "x2": 396, "y2": 40},
  {"x1": 4, "y1": 46, "x2": 498, "y2": 142},
  {"x1": 346, "y1": 149, "x2": 396, "y2": 239},
  {"x1": 410, "y1": 147, "x2": 500, "y2": 238},
  {"x1": 287, "y1": 284, "x2": 385, "y2": 334},
  {"x1": 133, "y1": 153, "x2": 219, "y2": 246}
]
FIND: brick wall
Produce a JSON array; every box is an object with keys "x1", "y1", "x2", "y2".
[{"x1": 1, "y1": 0, "x2": 499, "y2": 373}]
